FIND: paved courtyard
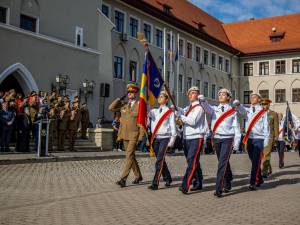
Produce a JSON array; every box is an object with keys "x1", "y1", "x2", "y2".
[{"x1": 0, "y1": 152, "x2": 299, "y2": 225}]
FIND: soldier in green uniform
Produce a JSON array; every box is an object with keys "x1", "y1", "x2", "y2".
[
  {"x1": 48, "y1": 106, "x2": 58, "y2": 152},
  {"x1": 68, "y1": 102, "x2": 80, "y2": 151},
  {"x1": 109, "y1": 83, "x2": 144, "y2": 187},
  {"x1": 262, "y1": 99, "x2": 279, "y2": 178},
  {"x1": 57, "y1": 102, "x2": 70, "y2": 151},
  {"x1": 80, "y1": 103, "x2": 90, "y2": 139}
]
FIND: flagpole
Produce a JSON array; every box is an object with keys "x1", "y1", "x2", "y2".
[
  {"x1": 176, "y1": 33, "x2": 180, "y2": 106},
  {"x1": 170, "y1": 30, "x2": 173, "y2": 91},
  {"x1": 163, "y1": 28, "x2": 166, "y2": 81}
]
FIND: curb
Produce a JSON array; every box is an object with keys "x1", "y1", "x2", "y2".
[{"x1": 0, "y1": 152, "x2": 184, "y2": 165}]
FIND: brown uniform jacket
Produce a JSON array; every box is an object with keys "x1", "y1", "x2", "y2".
[
  {"x1": 58, "y1": 110, "x2": 70, "y2": 130},
  {"x1": 109, "y1": 98, "x2": 144, "y2": 141},
  {"x1": 268, "y1": 110, "x2": 279, "y2": 140},
  {"x1": 69, "y1": 109, "x2": 81, "y2": 131}
]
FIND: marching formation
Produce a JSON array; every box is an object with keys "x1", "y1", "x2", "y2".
[{"x1": 109, "y1": 82, "x2": 300, "y2": 198}]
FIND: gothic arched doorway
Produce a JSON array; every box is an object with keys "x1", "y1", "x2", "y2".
[{"x1": 0, "y1": 63, "x2": 39, "y2": 96}]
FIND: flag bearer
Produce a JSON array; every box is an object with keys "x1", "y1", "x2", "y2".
[
  {"x1": 148, "y1": 91, "x2": 176, "y2": 190},
  {"x1": 236, "y1": 93, "x2": 270, "y2": 191},
  {"x1": 176, "y1": 86, "x2": 207, "y2": 194},
  {"x1": 277, "y1": 113, "x2": 285, "y2": 168},
  {"x1": 199, "y1": 89, "x2": 241, "y2": 197}
]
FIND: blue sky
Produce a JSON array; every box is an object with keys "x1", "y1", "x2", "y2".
[{"x1": 189, "y1": 0, "x2": 300, "y2": 23}]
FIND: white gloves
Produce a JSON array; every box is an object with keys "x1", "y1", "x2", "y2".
[
  {"x1": 198, "y1": 94, "x2": 205, "y2": 102},
  {"x1": 232, "y1": 99, "x2": 240, "y2": 107}
]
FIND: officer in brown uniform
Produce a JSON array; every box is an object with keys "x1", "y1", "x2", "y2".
[
  {"x1": 109, "y1": 83, "x2": 144, "y2": 187},
  {"x1": 57, "y1": 102, "x2": 70, "y2": 151},
  {"x1": 80, "y1": 103, "x2": 90, "y2": 139},
  {"x1": 68, "y1": 102, "x2": 80, "y2": 151},
  {"x1": 262, "y1": 99, "x2": 279, "y2": 178}
]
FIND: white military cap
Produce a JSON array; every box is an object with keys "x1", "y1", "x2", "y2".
[
  {"x1": 250, "y1": 93, "x2": 262, "y2": 99},
  {"x1": 187, "y1": 86, "x2": 200, "y2": 95},
  {"x1": 218, "y1": 88, "x2": 232, "y2": 98}
]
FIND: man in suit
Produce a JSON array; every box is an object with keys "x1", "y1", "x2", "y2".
[
  {"x1": 109, "y1": 83, "x2": 144, "y2": 187},
  {"x1": 16, "y1": 107, "x2": 32, "y2": 152},
  {"x1": 262, "y1": 99, "x2": 279, "y2": 178}
]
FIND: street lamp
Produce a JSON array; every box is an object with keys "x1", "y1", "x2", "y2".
[
  {"x1": 55, "y1": 74, "x2": 70, "y2": 95},
  {"x1": 80, "y1": 79, "x2": 96, "y2": 103}
]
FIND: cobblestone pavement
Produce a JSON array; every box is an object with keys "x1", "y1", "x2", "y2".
[{"x1": 0, "y1": 152, "x2": 299, "y2": 225}]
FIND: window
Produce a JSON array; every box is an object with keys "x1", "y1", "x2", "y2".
[
  {"x1": 129, "y1": 61, "x2": 137, "y2": 82},
  {"x1": 231, "y1": 90, "x2": 236, "y2": 99},
  {"x1": 219, "y1": 56, "x2": 223, "y2": 70},
  {"x1": 186, "y1": 77, "x2": 192, "y2": 91},
  {"x1": 101, "y1": 4, "x2": 109, "y2": 17},
  {"x1": 156, "y1": 29, "x2": 162, "y2": 48},
  {"x1": 115, "y1": 10, "x2": 124, "y2": 33},
  {"x1": 187, "y1": 42, "x2": 193, "y2": 59},
  {"x1": 0, "y1": 7, "x2": 7, "y2": 23},
  {"x1": 211, "y1": 53, "x2": 216, "y2": 67},
  {"x1": 244, "y1": 63, "x2": 253, "y2": 76},
  {"x1": 204, "y1": 82, "x2": 209, "y2": 97},
  {"x1": 275, "y1": 60, "x2": 285, "y2": 74},
  {"x1": 244, "y1": 91, "x2": 253, "y2": 104},
  {"x1": 203, "y1": 50, "x2": 209, "y2": 65},
  {"x1": 292, "y1": 88, "x2": 300, "y2": 102},
  {"x1": 179, "y1": 39, "x2": 184, "y2": 56},
  {"x1": 259, "y1": 90, "x2": 269, "y2": 99},
  {"x1": 225, "y1": 59, "x2": 230, "y2": 73},
  {"x1": 275, "y1": 89, "x2": 286, "y2": 103},
  {"x1": 144, "y1": 23, "x2": 151, "y2": 43},
  {"x1": 211, "y1": 84, "x2": 216, "y2": 99},
  {"x1": 196, "y1": 80, "x2": 200, "y2": 90},
  {"x1": 167, "y1": 33, "x2": 171, "y2": 50},
  {"x1": 75, "y1": 26, "x2": 83, "y2": 47},
  {"x1": 178, "y1": 74, "x2": 183, "y2": 92},
  {"x1": 292, "y1": 59, "x2": 300, "y2": 73},
  {"x1": 20, "y1": 14, "x2": 37, "y2": 32},
  {"x1": 195, "y1": 46, "x2": 201, "y2": 62},
  {"x1": 129, "y1": 17, "x2": 138, "y2": 38},
  {"x1": 259, "y1": 62, "x2": 269, "y2": 75},
  {"x1": 114, "y1": 56, "x2": 123, "y2": 79}
]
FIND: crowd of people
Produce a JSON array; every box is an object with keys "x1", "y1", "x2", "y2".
[{"x1": 0, "y1": 89, "x2": 90, "y2": 153}]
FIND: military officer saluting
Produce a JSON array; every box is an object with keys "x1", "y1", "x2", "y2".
[
  {"x1": 236, "y1": 93, "x2": 270, "y2": 191},
  {"x1": 199, "y1": 89, "x2": 241, "y2": 197},
  {"x1": 261, "y1": 99, "x2": 279, "y2": 178},
  {"x1": 176, "y1": 86, "x2": 207, "y2": 194},
  {"x1": 148, "y1": 91, "x2": 176, "y2": 190},
  {"x1": 109, "y1": 83, "x2": 144, "y2": 188}
]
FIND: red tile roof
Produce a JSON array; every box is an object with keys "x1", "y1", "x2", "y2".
[
  {"x1": 123, "y1": 0, "x2": 300, "y2": 55},
  {"x1": 223, "y1": 13, "x2": 300, "y2": 55},
  {"x1": 142, "y1": 0, "x2": 231, "y2": 46}
]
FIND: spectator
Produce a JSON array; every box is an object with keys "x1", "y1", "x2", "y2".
[
  {"x1": 112, "y1": 113, "x2": 122, "y2": 151},
  {"x1": 0, "y1": 101, "x2": 15, "y2": 152}
]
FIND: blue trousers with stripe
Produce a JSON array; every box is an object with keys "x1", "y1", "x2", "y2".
[
  {"x1": 214, "y1": 138, "x2": 233, "y2": 193},
  {"x1": 181, "y1": 138, "x2": 203, "y2": 191},
  {"x1": 247, "y1": 138, "x2": 264, "y2": 186}
]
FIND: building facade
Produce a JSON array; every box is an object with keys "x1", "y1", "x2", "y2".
[{"x1": 0, "y1": 0, "x2": 115, "y2": 123}]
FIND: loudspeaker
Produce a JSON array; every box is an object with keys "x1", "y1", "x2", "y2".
[{"x1": 100, "y1": 83, "x2": 110, "y2": 98}]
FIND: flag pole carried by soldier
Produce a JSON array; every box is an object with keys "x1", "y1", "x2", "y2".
[
  {"x1": 109, "y1": 83, "x2": 144, "y2": 188},
  {"x1": 261, "y1": 99, "x2": 279, "y2": 178}
]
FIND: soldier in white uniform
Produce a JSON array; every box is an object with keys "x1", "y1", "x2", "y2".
[
  {"x1": 199, "y1": 89, "x2": 241, "y2": 197},
  {"x1": 148, "y1": 91, "x2": 177, "y2": 190},
  {"x1": 176, "y1": 86, "x2": 207, "y2": 194},
  {"x1": 235, "y1": 93, "x2": 270, "y2": 190}
]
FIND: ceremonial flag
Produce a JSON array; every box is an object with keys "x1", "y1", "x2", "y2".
[
  {"x1": 283, "y1": 102, "x2": 294, "y2": 142},
  {"x1": 137, "y1": 51, "x2": 164, "y2": 130}
]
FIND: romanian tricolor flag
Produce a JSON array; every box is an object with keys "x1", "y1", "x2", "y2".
[{"x1": 137, "y1": 51, "x2": 164, "y2": 131}]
